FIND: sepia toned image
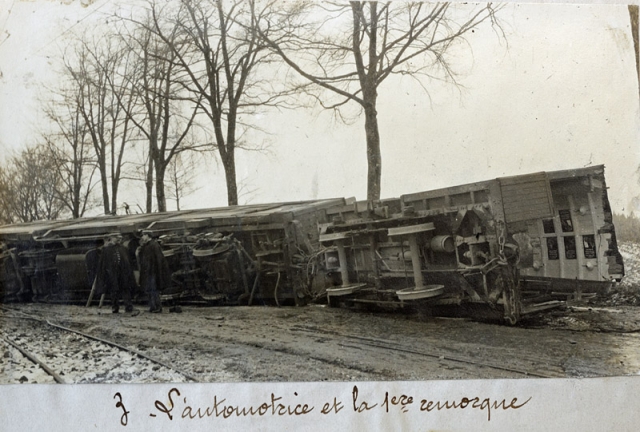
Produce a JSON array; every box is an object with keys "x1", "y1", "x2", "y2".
[{"x1": 1, "y1": 0, "x2": 639, "y2": 388}]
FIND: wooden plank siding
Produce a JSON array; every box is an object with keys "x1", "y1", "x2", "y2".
[{"x1": 498, "y1": 172, "x2": 555, "y2": 223}]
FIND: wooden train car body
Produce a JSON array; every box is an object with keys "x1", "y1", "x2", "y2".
[
  {"x1": 318, "y1": 165, "x2": 623, "y2": 323},
  {"x1": 0, "y1": 165, "x2": 623, "y2": 323},
  {"x1": 0, "y1": 200, "x2": 347, "y2": 305}
]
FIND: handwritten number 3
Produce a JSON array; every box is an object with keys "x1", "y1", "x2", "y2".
[{"x1": 113, "y1": 392, "x2": 130, "y2": 426}]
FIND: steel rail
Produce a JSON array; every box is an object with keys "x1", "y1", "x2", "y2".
[
  {"x1": 289, "y1": 325, "x2": 563, "y2": 379},
  {"x1": 1, "y1": 306, "x2": 198, "y2": 382},
  {"x1": 45, "y1": 320, "x2": 199, "y2": 382},
  {"x1": 1, "y1": 332, "x2": 67, "y2": 384}
]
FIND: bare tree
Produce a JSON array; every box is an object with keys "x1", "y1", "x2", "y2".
[
  {"x1": 261, "y1": 1, "x2": 503, "y2": 201},
  {"x1": 0, "y1": 167, "x2": 14, "y2": 225},
  {"x1": 42, "y1": 96, "x2": 99, "y2": 219},
  {"x1": 141, "y1": 0, "x2": 299, "y2": 205},
  {"x1": 112, "y1": 14, "x2": 203, "y2": 212},
  {"x1": 166, "y1": 152, "x2": 201, "y2": 210},
  {"x1": 63, "y1": 33, "x2": 139, "y2": 215},
  {"x1": 0, "y1": 145, "x2": 66, "y2": 223}
]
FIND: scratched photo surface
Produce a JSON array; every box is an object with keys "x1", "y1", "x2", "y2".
[{"x1": 1, "y1": 0, "x2": 639, "y2": 385}]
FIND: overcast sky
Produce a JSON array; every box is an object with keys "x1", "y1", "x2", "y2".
[{"x1": 1, "y1": 0, "x2": 639, "y2": 215}]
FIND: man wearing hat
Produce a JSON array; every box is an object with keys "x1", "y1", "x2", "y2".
[
  {"x1": 95, "y1": 233, "x2": 138, "y2": 315},
  {"x1": 137, "y1": 230, "x2": 172, "y2": 313}
]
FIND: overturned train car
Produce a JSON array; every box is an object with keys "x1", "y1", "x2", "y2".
[{"x1": 0, "y1": 165, "x2": 624, "y2": 323}]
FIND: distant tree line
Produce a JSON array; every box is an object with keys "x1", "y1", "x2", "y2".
[
  {"x1": 613, "y1": 213, "x2": 640, "y2": 244},
  {"x1": 0, "y1": 145, "x2": 68, "y2": 224},
  {"x1": 0, "y1": 0, "x2": 502, "y2": 224}
]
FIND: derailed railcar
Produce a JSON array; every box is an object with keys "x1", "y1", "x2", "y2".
[
  {"x1": 318, "y1": 165, "x2": 624, "y2": 323},
  {"x1": 0, "y1": 213, "x2": 172, "y2": 303},
  {"x1": 135, "y1": 198, "x2": 348, "y2": 305},
  {"x1": 0, "y1": 199, "x2": 349, "y2": 306},
  {"x1": 515, "y1": 167, "x2": 623, "y2": 290},
  {"x1": 0, "y1": 165, "x2": 624, "y2": 324},
  {"x1": 0, "y1": 218, "x2": 84, "y2": 302}
]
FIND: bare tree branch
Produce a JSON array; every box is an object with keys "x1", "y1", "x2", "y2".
[{"x1": 261, "y1": 1, "x2": 504, "y2": 201}]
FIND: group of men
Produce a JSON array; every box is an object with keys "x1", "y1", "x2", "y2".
[{"x1": 95, "y1": 230, "x2": 172, "y2": 315}]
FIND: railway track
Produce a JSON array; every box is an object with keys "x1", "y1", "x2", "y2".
[
  {"x1": 0, "y1": 307, "x2": 197, "y2": 384},
  {"x1": 175, "y1": 310, "x2": 571, "y2": 380},
  {"x1": 286, "y1": 324, "x2": 567, "y2": 379},
  {"x1": 173, "y1": 304, "x2": 571, "y2": 379},
  {"x1": 4, "y1": 306, "x2": 553, "y2": 382},
  {"x1": 178, "y1": 319, "x2": 567, "y2": 380},
  {"x1": 3, "y1": 303, "x2": 631, "y2": 383}
]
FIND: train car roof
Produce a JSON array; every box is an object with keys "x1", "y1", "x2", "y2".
[
  {"x1": 0, "y1": 198, "x2": 348, "y2": 242},
  {"x1": 146, "y1": 198, "x2": 347, "y2": 232},
  {"x1": 0, "y1": 218, "x2": 97, "y2": 242}
]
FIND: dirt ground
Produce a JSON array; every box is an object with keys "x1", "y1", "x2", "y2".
[{"x1": 3, "y1": 298, "x2": 640, "y2": 383}]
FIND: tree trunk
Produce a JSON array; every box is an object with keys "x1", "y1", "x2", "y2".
[
  {"x1": 99, "y1": 163, "x2": 110, "y2": 215},
  {"x1": 111, "y1": 183, "x2": 119, "y2": 216},
  {"x1": 72, "y1": 183, "x2": 80, "y2": 219},
  {"x1": 629, "y1": 5, "x2": 640, "y2": 102},
  {"x1": 364, "y1": 103, "x2": 382, "y2": 201},
  {"x1": 155, "y1": 163, "x2": 167, "y2": 213},
  {"x1": 222, "y1": 152, "x2": 238, "y2": 206},
  {"x1": 73, "y1": 183, "x2": 81, "y2": 219},
  {"x1": 72, "y1": 157, "x2": 81, "y2": 219},
  {"x1": 146, "y1": 156, "x2": 154, "y2": 213}
]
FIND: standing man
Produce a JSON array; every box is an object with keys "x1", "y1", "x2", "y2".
[
  {"x1": 95, "y1": 234, "x2": 138, "y2": 315},
  {"x1": 138, "y1": 230, "x2": 172, "y2": 313}
]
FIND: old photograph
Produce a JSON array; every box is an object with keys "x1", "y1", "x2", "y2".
[{"x1": 1, "y1": 0, "x2": 639, "y2": 387}]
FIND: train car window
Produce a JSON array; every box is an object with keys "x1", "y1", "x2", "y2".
[
  {"x1": 564, "y1": 236, "x2": 577, "y2": 260},
  {"x1": 542, "y1": 219, "x2": 555, "y2": 234},
  {"x1": 583, "y1": 235, "x2": 596, "y2": 259},
  {"x1": 559, "y1": 209, "x2": 574, "y2": 232},
  {"x1": 546, "y1": 237, "x2": 559, "y2": 260}
]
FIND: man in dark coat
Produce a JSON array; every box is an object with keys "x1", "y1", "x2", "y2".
[
  {"x1": 95, "y1": 234, "x2": 138, "y2": 315},
  {"x1": 137, "y1": 231, "x2": 172, "y2": 313}
]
